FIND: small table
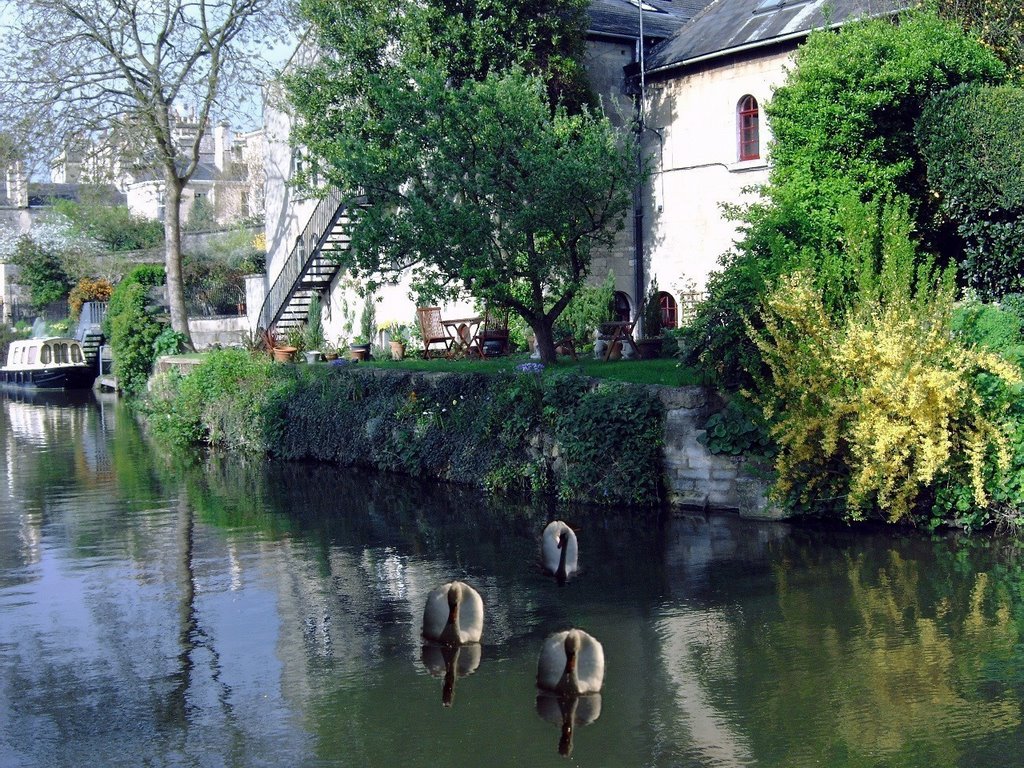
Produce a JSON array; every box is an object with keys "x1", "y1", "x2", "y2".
[
  {"x1": 443, "y1": 316, "x2": 483, "y2": 356},
  {"x1": 599, "y1": 321, "x2": 638, "y2": 361}
]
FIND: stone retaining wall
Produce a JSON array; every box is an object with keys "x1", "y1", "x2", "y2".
[{"x1": 651, "y1": 385, "x2": 783, "y2": 520}]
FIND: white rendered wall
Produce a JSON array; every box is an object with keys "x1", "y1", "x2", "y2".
[{"x1": 641, "y1": 50, "x2": 790, "y2": 299}]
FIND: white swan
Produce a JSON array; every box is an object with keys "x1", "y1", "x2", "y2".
[
  {"x1": 541, "y1": 520, "x2": 578, "y2": 581},
  {"x1": 421, "y1": 581, "x2": 484, "y2": 645},
  {"x1": 536, "y1": 628, "x2": 604, "y2": 695}
]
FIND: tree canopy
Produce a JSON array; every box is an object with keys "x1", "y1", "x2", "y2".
[
  {"x1": 288, "y1": 0, "x2": 639, "y2": 362},
  {"x1": 918, "y1": 83, "x2": 1024, "y2": 298}
]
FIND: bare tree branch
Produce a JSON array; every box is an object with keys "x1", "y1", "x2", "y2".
[{"x1": 0, "y1": 0, "x2": 294, "y2": 345}]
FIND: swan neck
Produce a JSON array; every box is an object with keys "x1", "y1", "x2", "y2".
[{"x1": 557, "y1": 538, "x2": 568, "y2": 578}]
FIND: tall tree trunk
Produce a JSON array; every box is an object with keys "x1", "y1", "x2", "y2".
[
  {"x1": 163, "y1": 174, "x2": 195, "y2": 350},
  {"x1": 531, "y1": 318, "x2": 558, "y2": 364}
]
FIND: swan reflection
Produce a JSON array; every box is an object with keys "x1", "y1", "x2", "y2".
[
  {"x1": 421, "y1": 643, "x2": 482, "y2": 707},
  {"x1": 536, "y1": 692, "x2": 602, "y2": 757}
]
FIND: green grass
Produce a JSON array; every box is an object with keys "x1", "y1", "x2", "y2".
[{"x1": 366, "y1": 352, "x2": 703, "y2": 387}]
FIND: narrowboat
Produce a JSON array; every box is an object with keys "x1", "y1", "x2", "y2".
[{"x1": 0, "y1": 337, "x2": 98, "y2": 390}]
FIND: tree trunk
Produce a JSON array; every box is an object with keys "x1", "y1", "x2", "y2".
[
  {"x1": 531, "y1": 318, "x2": 558, "y2": 364},
  {"x1": 163, "y1": 175, "x2": 195, "y2": 350}
]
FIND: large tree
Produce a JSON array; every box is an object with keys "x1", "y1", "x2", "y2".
[
  {"x1": 0, "y1": 0, "x2": 291, "y2": 346},
  {"x1": 287, "y1": 0, "x2": 636, "y2": 363},
  {"x1": 291, "y1": 64, "x2": 639, "y2": 363}
]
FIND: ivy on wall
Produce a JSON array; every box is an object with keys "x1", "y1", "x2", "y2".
[{"x1": 148, "y1": 360, "x2": 667, "y2": 507}]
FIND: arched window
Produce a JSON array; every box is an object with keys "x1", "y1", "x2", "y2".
[
  {"x1": 738, "y1": 95, "x2": 760, "y2": 161},
  {"x1": 40, "y1": 344, "x2": 51, "y2": 365},
  {"x1": 658, "y1": 292, "x2": 678, "y2": 329},
  {"x1": 613, "y1": 291, "x2": 631, "y2": 323},
  {"x1": 71, "y1": 344, "x2": 83, "y2": 363}
]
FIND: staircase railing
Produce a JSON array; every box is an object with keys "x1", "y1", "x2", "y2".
[{"x1": 258, "y1": 187, "x2": 349, "y2": 333}]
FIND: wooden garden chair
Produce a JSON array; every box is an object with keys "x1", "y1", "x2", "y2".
[
  {"x1": 473, "y1": 306, "x2": 510, "y2": 358},
  {"x1": 417, "y1": 306, "x2": 453, "y2": 359}
]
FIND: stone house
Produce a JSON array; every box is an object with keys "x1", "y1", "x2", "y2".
[{"x1": 252, "y1": 0, "x2": 903, "y2": 346}]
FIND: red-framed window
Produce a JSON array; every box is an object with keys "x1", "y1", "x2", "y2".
[
  {"x1": 658, "y1": 292, "x2": 678, "y2": 329},
  {"x1": 738, "y1": 95, "x2": 760, "y2": 161}
]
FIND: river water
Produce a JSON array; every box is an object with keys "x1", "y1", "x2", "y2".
[{"x1": 1, "y1": 390, "x2": 1023, "y2": 768}]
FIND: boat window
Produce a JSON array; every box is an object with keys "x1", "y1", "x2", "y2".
[
  {"x1": 27, "y1": 346, "x2": 37, "y2": 365},
  {"x1": 71, "y1": 344, "x2": 83, "y2": 363},
  {"x1": 41, "y1": 345, "x2": 52, "y2": 364},
  {"x1": 60, "y1": 343, "x2": 70, "y2": 363}
]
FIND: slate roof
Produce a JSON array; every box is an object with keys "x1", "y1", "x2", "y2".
[
  {"x1": 645, "y1": 0, "x2": 908, "y2": 74},
  {"x1": 27, "y1": 183, "x2": 125, "y2": 207},
  {"x1": 588, "y1": 0, "x2": 713, "y2": 41},
  {"x1": 128, "y1": 159, "x2": 242, "y2": 185}
]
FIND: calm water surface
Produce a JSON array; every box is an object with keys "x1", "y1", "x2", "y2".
[{"x1": 2, "y1": 391, "x2": 1024, "y2": 767}]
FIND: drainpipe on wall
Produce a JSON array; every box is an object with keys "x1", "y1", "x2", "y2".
[{"x1": 632, "y1": 27, "x2": 646, "y2": 327}]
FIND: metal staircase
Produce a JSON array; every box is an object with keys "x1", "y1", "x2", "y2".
[
  {"x1": 75, "y1": 301, "x2": 107, "y2": 367},
  {"x1": 258, "y1": 188, "x2": 357, "y2": 336}
]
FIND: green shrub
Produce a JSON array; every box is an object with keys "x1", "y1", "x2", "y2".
[
  {"x1": 107, "y1": 264, "x2": 166, "y2": 396},
  {"x1": 9, "y1": 236, "x2": 72, "y2": 309},
  {"x1": 545, "y1": 374, "x2": 664, "y2": 504},
  {"x1": 147, "y1": 349, "x2": 278, "y2": 451},
  {"x1": 148, "y1": 363, "x2": 667, "y2": 506},
  {"x1": 53, "y1": 199, "x2": 164, "y2": 252},
  {"x1": 701, "y1": 396, "x2": 774, "y2": 457},
  {"x1": 918, "y1": 83, "x2": 1024, "y2": 299}
]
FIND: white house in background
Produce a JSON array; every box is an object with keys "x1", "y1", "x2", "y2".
[
  {"x1": 254, "y1": 0, "x2": 903, "y2": 344},
  {"x1": 51, "y1": 111, "x2": 265, "y2": 229}
]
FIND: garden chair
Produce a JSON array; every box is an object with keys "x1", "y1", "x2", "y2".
[
  {"x1": 473, "y1": 306, "x2": 510, "y2": 358},
  {"x1": 417, "y1": 306, "x2": 453, "y2": 359}
]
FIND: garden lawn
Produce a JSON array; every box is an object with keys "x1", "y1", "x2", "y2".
[{"x1": 366, "y1": 352, "x2": 702, "y2": 387}]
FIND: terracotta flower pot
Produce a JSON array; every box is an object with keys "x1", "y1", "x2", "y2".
[
  {"x1": 390, "y1": 340, "x2": 405, "y2": 360},
  {"x1": 272, "y1": 346, "x2": 297, "y2": 363}
]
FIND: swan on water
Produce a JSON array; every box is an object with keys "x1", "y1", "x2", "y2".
[
  {"x1": 536, "y1": 628, "x2": 604, "y2": 695},
  {"x1": 421, "y1": 580, "x2": 484, "y2": 645},
  {"x1": 541, "y1": 520, "x2": 578, "y2": 581}
]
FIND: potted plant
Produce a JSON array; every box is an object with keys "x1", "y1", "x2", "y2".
[
  {"x1": 348, "y1": 292, "x2": 376, "y2": 361},
  {"x1": 349, "y1": 334, "x2": 371, "y2": 361},
  {"x1": 636, "y1": 276, "x2": 664, "y2": 359},
  {"x1": 382, "y1": 320, "x2": 409, "y2": 360},
  {"x1": 261, "y1": 326, "x2": 296, "y2": 363},
  {"x1": 303, "y1": 294, "x2": 325, "y2": 363}
]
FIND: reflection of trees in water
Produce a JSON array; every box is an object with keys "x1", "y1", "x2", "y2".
[{"x1": 656, "y1": 527, "x2": 1024, "y2": 768}]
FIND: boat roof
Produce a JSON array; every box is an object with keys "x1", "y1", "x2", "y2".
[{"x1": 11, "y1": 337, "x2": 81, "y2": 345}]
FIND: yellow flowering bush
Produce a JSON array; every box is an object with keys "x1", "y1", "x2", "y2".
[{"x1": 751, "y1": 270, "x2": 1019, "y2": 523}]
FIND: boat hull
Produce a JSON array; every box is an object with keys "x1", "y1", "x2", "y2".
[{"x1": 0, "y1": 365, "x2": 98, "y2": 390}]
